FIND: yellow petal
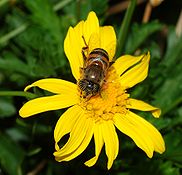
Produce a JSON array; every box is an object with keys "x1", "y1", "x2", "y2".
[
  {"x1": 84, "y1": 124, "x2": 104, "y2": 167},
  {"x1": 64, "y1": 26, "x2": 84, "y2": 80},
  {"x1": 113, "y1": 54, "x2": 145, "y2": 76},
  {"x1": 83, "y1": 11, "x2": 99, "y2": 45},
  {"x1": 129, "y1": 112, "x2": 165, "y2": 154},
  {"x1": 54, "y1": 116, "x2": 94, "y2": 161},
  {"x1": 74, "y1": 20, "x2": 84, "y2": 43},
  {"x1": 128, "y1": 111, "x2": 165, "y2": 154},
  {"x1": 59, "y1": 118, "x2": 94, "y2": 161},
  {"x1": 114, "y1": 113, "x2": 154, "y2": 158},
  {"x1": 126, "y1": 98, "x2": 161, "y2": 118},
  {"x1": 99, "y1": 26, "x2": 116, "y2": 61},
  {"x1": 24, "y1": 78, "x2": 78, "y2": 95},
  {"x1": 85, "y1": 13, "x2": 117, "y2": 61},
  {"x1": 119, "y1": 52, "x2": 150, "y2": 88},
  {"x1": 114, "y1": 111, "x2": 165, "y2": 158},
  {"x1": 54, "y1": 105, "x2": 83, "y2": 151},
  {"x1": 101, "y1": 121, "x2": 119, "y2": 170},
  {"x1": 64, "y1": 11, "x2": 100, "y2": 80},
  {"x1": 19, "y1": 94, "x2": 79, "y2": 118}
]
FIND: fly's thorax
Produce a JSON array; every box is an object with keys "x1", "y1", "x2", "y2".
[
  {"x1": 86, "y1": 48, "x2": 110, "y2": 71},
  {"x1": 83, "y1": 48, "x2": 110, "y2": 84}
]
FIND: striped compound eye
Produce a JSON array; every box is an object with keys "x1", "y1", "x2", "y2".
[
  {"x1": 78, "y1": 79, "x2": 88, "y2": 91},
  {"x1": 78, "y1": 79, "x2": 100, "y2": 98},
  {"x1": 92, "y1": 83, "x2": 100, "y2": 94}
]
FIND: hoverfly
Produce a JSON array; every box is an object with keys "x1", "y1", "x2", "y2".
[{"x1": 78, "y1": 35, "x2": 113, "y2": 98}]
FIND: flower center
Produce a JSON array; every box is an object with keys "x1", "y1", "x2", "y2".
[{"x1": 79, "y1": 66, "x2": 129, "y2": 123}]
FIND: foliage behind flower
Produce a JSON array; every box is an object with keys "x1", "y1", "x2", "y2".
[{"x1": 19, "y1": 11, "x2": 165, "y2": 169}]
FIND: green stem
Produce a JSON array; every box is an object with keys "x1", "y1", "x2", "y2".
[
  {"x1": 116, "y1": 0, "x2": 137, "y2": 57},
  {"x1": 0, "y1": 91, "x2": 37, "y2": 99},
  {"x1": 0, "y1": 0, "x2": 9, "y2": 7},
  {"x1": 162, "y1": 97, "x2": 182, "y2": 116},
  {"x1": 0, "y1": 23, "x2": 28, "y2": 44},
  {"x1": 53, "y1": 0, "x2": 73, "y2": 11}
]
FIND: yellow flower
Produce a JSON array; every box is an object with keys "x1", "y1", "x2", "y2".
[{"x1": 19, "y1": 11, "x2": 165, "y2": 169}]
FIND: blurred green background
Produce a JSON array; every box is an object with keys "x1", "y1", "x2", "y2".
[{"x1": 0, "y1": 0, "x2": 182, "y2": 174}]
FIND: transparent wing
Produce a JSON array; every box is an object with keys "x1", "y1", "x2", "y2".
[
  {"x1": 99, "y1": 26, "x2": 117, "y2": 62},
  {"x1": 103, "y1": 40, "x2": 117, "y2": 62},
  {"x1": 88, "y1": 32, "x2": 101, "y2": 54}
]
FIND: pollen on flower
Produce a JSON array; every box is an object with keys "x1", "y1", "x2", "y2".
[{"x1": 79, "y1": 67, "x2": 128, "y2": 123}]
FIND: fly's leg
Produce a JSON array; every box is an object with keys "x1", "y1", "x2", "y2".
[{"x1": 82, "y1": 36, "x2": 88, "y2": 61}]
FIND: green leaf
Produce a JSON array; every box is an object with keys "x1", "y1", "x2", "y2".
[
  {"x1": 6, "y1": 127, "x2": 29, "y2": 143},
  {"x1": 125, "y1": 21, "x2": 163, "y2": 54},
  {"x1": 163, "y1": 29, "x2": 182, "y2": 72},
  {"x1": 24, "y1": 0, "x2": 62, "y2": 45},
  {"x1": 0, "y1": 98, "x2": 16, "y2": 118},
  {"x1": 63, "y1": 0, "x2": 108, "y2": 22},
  {"x1": 27, "y1": 147, "x2": 42, "y2": 156},
  {"x1": 129, "y1": 159, "x2": 180, "y2": 175},
  {"x1": 0, "y1": 133, "x2": 25, "y2": 175},
  {"x1": 163, "y1": 130, "x2": 182, "y2": 164},
  {"x1": 0, "y1": 53, "x2": 31, "y2": 76},
  {"x1": 153, "y1": 47, "x2": 182, "y2": 115},
  {"x1": 158, "y1": 161, "x2": 180, "y2": 175}
]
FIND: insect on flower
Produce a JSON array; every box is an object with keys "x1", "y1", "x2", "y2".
[{"x1": 78, "y1": 36, "x2": 112, "y2": 98}]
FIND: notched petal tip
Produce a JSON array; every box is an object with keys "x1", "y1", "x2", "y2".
[
  {"x1": 147, "y1": 152, "x2": 154, "y2": 159},
  {"x1": 141, "y1": 51, "x2": 150, "y2": 63},
  {"x1": 114, "y1": 112, "x2": 165, "y2": 160},
  {"x1": 158, "y1": 143, "x2": 165, "y2": 154},
  {"x1": 24, "y1": 84, "x2": 33, "y2": 92},
  {"x1": 157, "y1": 142, "x2": 165, "y2": 154},
  {"x1": 54, "y1": 152, "x2": 63, "y2": 163},
  {"x1": 119, "y1": 51, "x2": 150, "y2": 88},
  {"x1": 84, "y1": 157, "x2": 98, "y2": 167},
  {"x1": 126, "y1": 98, "x2": 161, "y2": 118},
  {"x1": 152, "y1": 108, "x2": 161, "y2": 118}
]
